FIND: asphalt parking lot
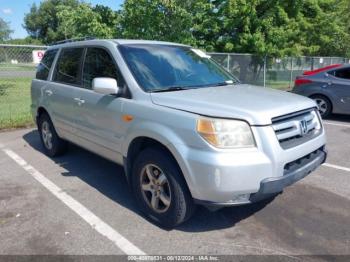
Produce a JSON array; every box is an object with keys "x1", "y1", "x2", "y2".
[{"x1": 0, "y1": 115, "x2": 349, "y2": 258}]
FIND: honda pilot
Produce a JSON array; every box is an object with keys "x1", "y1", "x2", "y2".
[{"x1": 31, "y1": 39, "x2": 327, "y2": 227}]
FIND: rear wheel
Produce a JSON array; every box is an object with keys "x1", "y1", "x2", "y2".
[
  {"x1": 131, "y1": 148, "x2": 196, "y2": 228},
  {"x1": 311, "y1": 95, "x2": 332, "y2": 118},
  {"x1": 38, "y1": 113, "x2": 68, "y2": 157}
]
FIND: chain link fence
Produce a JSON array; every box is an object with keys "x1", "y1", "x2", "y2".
[
  {"x1": 0, "y1": 44, "x2": 349, "y2": 129},
  {"x1": 0, "y1": 44, "x2": 47, "y2": 129},
  {"x1": 209, "y1": 53, "x2": 350, "y2": 90}
]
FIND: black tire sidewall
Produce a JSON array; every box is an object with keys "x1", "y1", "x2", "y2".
[{"x1": 131, "y1": 148, "x2": 194, "y2": 228}]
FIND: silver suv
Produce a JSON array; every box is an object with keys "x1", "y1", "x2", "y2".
[{"x1": 31, "y1": 39, "x2": 327, "y2": 227}]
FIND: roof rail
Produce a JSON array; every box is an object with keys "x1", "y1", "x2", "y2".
[{"x1": 50, "y1": 36, "x2": 96, "y2": 46}]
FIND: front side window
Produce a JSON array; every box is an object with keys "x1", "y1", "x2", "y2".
[
  {"x1": 118, "y1": 44, "x2": 238, "y2": 92},
  {"x1": 83, "y1": 48, "x2": 120, "y2": 89},
  {"x1": 36, "y1": 49, "x2": 58, "y2": 80},
  {"x1": 53, "y1": 48, "x2": 84, "y2": 85}
]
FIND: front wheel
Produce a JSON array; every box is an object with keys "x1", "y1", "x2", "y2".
[
  {"x1": 131, "y1": 148, "x2": 196, "y2": 228},
  {"x1": 311, "y1": 95, "x2": 332, "y2": 118}
]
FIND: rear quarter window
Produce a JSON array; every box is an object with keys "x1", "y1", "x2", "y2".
[
  {"x1": 333, "y1": 68, "x2": 350, "y2": 80},
  {"x1": 36, "y1": 49, "x2": 58, "y2": 80},
  {"x1": 53, "y1": 48, "x2": 85, "y2": 85}
]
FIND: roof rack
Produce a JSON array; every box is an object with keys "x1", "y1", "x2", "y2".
[{"x1": 50, "y1": 36, "x2": 96, "y2": 46}]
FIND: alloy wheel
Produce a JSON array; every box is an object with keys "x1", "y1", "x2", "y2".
[
  {"x1": 41, "y1": 121, "x2": 53, "y2": 150},
  {"x1": 140, "y1": 164, "x2": 172, "y2": 213},
  {"x1": 314, "y1": 98, "x2": 328, "y2": 116}
]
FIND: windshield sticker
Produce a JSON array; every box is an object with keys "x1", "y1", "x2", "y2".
[{"x1": 191, "y1": 49, "x2": 211, "y2": 59}]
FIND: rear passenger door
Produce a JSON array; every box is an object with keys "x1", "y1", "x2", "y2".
[
  {"x1": 33, "y1": 48, "x2": 58, "y2": 117},
  {"x1": 329, "y1": 67, "x2": 350, "y2": 113},
  {"x1": 50, "y1": 47, "x2": 85, "y2": 135},
  {"x1": 74, "y1": 47, "x2": 126, "y2": 156}
]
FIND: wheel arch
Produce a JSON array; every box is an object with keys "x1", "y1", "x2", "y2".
[
  {"x1": 124, "y1": 136, "x2": 194, "y2": 198},
  {"x1": 36, "y1": 106, "x2": 50, "y2": 124}
]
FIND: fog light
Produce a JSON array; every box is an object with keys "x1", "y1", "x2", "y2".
[{"x1": 229, "y1": 194, "x2": 250, "y2": 204}]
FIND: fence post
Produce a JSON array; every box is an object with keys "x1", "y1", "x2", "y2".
[
  {"x1": 4, "y1": 47, "x2": 8, "y2": 63},
  {"x1": 226, "y1": 54, "x2": 230, "y2": 72},
  {"x1": 289, "y1": 57, "x2": 294, "y2": 90},
  {"x1": 263, "y1": 56, "x2": 267, "y2": 87}
]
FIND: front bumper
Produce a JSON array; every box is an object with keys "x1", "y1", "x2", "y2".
[
  {"x1": 193, "y1": 147, "x2": 327, "y2": 207},
  {"x1": 172, "y1": 124, "x2": 327, "y2": 206},
  {"x1": 249, "y1": 147, "x2": 327, "y2": 203}
]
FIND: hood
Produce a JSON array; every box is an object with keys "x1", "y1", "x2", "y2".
[{"x1": 150, "y1": 84, "x2": 316, "y2": 125}]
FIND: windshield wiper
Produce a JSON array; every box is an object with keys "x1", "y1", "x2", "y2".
[
  {"x1": 151, "y1": 80, "x2": 235, "y2": 93},
  {"x1": 151, "y1": 86, "x2": 189, "y2": 93},
  {"x1": 210, "y1": 80, "x2": 235, "y2": 87},
  {"x1": 183, "y1": 80, "x2": 235, "y2": 89}
]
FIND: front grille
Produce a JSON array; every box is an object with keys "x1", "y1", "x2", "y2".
[
  {"x1": 272, "y1": 108, "x2": 322, "y2": 149},
  {"x1": 284, "y1": 147, "x2": 325, "y2": 175}
]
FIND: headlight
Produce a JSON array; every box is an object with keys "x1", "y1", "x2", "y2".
[{"x1": 196, "y1": 118, "x2": 256, "y2": 148}]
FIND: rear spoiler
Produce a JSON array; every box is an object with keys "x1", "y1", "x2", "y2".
[{"x1": 303, "y1": 64, "x2": 342, "y2": 76}]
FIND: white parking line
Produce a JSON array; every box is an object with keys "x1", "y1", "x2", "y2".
[
  {"x1": 2, "y1": 147, "x2": 145, "y2": 255},
  {"x1": 323, "y1": 121, "x2": 350, "y2": 128},
  {"x1": 323, "y1": 163, "x2": 350, "y2": 172}
]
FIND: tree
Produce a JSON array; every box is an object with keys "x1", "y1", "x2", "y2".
[
  {"x1": 22, "y1": 0, "x2": 350, "y2": 58},
  {"x1": 56, "y1": 3, "x2": 119, "y2": 39},
  {"x1": 23, "y1": 0, "x2": 120, "y2": 43},
  {"x1": 0, "y1": 17, "x2": 12, "y2": 41},
  {"x1": 192, "y1": 0, "x2": 350, "y2": 57},
  {"x1": 23, "y1": 0, "x2": 80, "y2": 43},
  {"x1": 298, "y1": 0, "x2": 350, "y2": 57},
  {"x1": 93, "y1": 4, "x2": 120, "y2": 31},
  {"x1": 120, "y1": 0, "x2": 195, "y2": 44},
  {"x1": 339, "y1": 0, "x2": 350, "y2": 57}
]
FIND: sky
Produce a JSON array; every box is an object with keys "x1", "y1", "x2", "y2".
[{"x1": 0, "y1": 0, "x2": 124, "y2": 39}]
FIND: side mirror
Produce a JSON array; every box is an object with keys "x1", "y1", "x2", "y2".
[{"x1": 92, "y1": 77, "x2": 119, "y2": 95}]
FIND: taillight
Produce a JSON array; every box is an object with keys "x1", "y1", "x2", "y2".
[{"x1": 294, "y1": 78, "x2": 313, "y2": 86}]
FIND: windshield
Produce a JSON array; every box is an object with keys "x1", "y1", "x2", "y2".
[{"x1": 118, "y1": 44, "x2": 238, "y2": 92}]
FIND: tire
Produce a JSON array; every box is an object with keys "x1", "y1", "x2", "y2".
[
  {"x1": 38, "y1": 113, "x2": 68, "y2": 157},
  {"x1": 311, "y1": 95, "x2": 332, "y2": 118},
  {"x1": 131, "y1": 147, "x2": 196, "y2": 228}
]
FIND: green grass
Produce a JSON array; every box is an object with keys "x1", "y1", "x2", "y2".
[
  {"x1": 266, "y1": 81, "x2": 292, "y2": 90},
  {"x1": 0, "y1": 63, "x2": 36, "y2": 71},
  {"x1": 244, "y1": 80, "x2": 291, "y2": 90},
  {"x1": 0, "y1": 77, "x2": 34, "y2": 129}
]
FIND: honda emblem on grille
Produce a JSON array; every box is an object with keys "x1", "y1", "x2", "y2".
[{"x1": 300, "y1": 119, "x2": 308, "y2": 136}]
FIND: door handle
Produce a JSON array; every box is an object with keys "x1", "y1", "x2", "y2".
[
  {"x1": 45, "y1": 90, "x2": 53, "y2": 96},
  {"x1": 74, "y1": 98, "x2": 85, "y2": 105}
]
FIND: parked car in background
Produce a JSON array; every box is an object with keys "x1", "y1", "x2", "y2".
[
  {"x1": 31, "y1": 39, "x2": 327, "y2": 227},
  {"x1": 293, "y1": 64, "x2": 350, "y2": 118}
]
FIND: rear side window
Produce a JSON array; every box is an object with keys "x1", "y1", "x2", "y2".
[
  {"x1": 36, "y1": 49, "x2": 58, "y2": 80},
  {"x1": 333, "y1": 68, "x2": 350, "y2": 80},
  {"x1": 82, "y1": 47, "x2": 123, "y2": 89},
  {"x1": 53, "y1": 48, "x2": 84, "y2": 85}
]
